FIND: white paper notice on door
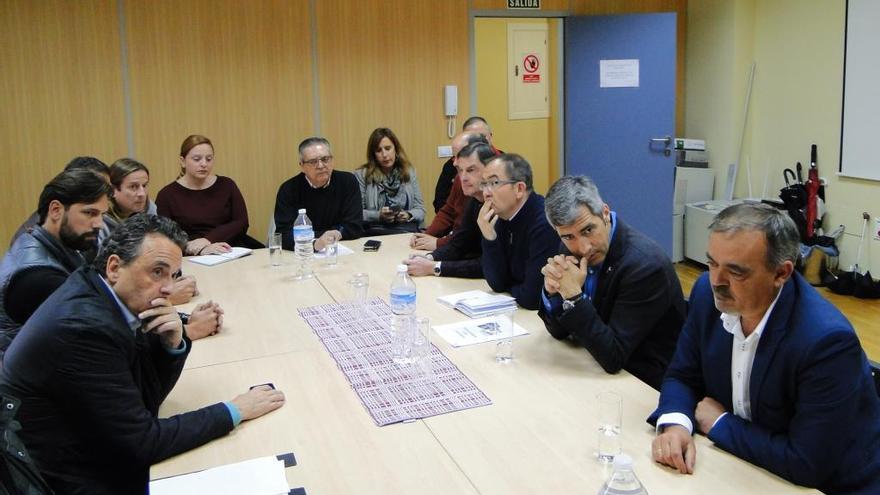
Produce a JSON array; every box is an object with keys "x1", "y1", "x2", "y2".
[{"x1": 599, "y1": 59, "x2": 639, "y2": 88}]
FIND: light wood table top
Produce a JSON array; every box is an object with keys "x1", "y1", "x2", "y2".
[
  {"x1": 154, "y1": 234, "x2": 817, "y2": 494},
  {"x1": 177, "y1": 250, "x2": 335, "y2": 369}
]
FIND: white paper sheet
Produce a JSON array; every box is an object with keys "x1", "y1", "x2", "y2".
[
  {"x1": 599, "y1": 59, "x2": 639, "y2": 88},
  {"x1": 186, "y1": 247, "x2": 253, "y2": 266},
  {"x1": 433, "y1": 317, "x2": 529, "y2": 347},
  {"x1": 150, "y1": 456, "x2": 289, "y2": 495}
]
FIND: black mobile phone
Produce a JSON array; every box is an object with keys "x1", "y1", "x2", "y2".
[{"x1": 363, "y1": 239, "x2": 382, "y2": 252}]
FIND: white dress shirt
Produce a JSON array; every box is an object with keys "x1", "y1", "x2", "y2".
[{"x1": 657, "y1": 289, "x2": 782, "y2": 434}]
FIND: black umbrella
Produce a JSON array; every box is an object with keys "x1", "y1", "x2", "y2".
[{"x1": 779, "y1": 167, "x2": 807, "y2": 241}]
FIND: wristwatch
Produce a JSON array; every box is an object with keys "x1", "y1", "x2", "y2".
[
  {"x1": 433, "y1": 262, "x2": 442, "y2": 276},
  {"x1": 561, "y1": 294, "x2": 582, "y2": 312}
]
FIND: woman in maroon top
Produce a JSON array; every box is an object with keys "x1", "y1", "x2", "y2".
[{"x1": 156, "y1": 135, "x2": 261, "y2": 255}]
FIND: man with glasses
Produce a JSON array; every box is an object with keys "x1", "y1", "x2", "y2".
[
  {"x1": 476, "y1": 154, "x2": 557, "y2": 310},
  {"x1": 274, "y1": 137, "x2": 364, "y2": 251},
  {"x1": 539, "y1": 176, "x2": 685, "y2": 390}
]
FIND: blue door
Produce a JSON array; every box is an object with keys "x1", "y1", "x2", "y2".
[{"x1": 565, "y1": 14, "x2": 677, "y2": 256}]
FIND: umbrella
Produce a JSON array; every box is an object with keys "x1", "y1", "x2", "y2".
[
  {"x1": 779, "y1": 167, "x2": 807, "y2": 241},
  {"x1": 805, "y1": 145, "x2": 821, "y2": 239},
  {"x1": 828, "y1": 212, "x2": 872, "y2": 296}
]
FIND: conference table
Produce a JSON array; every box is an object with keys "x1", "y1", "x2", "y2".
[{"x1": 151, "y1": 234, "x2": 817, "y2": 494}]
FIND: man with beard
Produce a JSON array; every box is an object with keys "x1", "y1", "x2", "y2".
[{"x1": 0, "y1": 168, "x2": 111, "y2": 354}]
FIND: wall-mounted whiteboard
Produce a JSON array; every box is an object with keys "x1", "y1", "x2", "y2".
[{"x1": 840, "y1": 0, "x2": 880, "y2": 181}]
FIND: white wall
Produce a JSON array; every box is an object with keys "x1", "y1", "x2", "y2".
[{"x1": 686, "y1": 0, "x2": 880, "y2": 271}]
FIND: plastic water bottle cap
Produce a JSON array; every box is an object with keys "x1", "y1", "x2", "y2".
[
  {"x1": 298, "y1": 208, "x2": 306, "y2": 214},
  {"x1": 612, "y1": 453, "x2": 633, "y2": 469},
  {"x1": 397, "y1": 264, "x2": 408, "y2": 272}
]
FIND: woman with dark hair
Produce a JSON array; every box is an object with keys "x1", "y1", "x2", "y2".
[
  {"x1": 100, "y1": 158, "x2": 156, "y2": 243},
  {"x1": 353, "y1": 128, "x2": 425, "y2": 235},
  {"x1": 155, "y1": 135, "x2": 262, "y2": 255}
]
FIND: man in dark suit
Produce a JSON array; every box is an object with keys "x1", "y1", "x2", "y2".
[
  {"x1": 649, "y1": 203, "x2": 880, "y2": 494},
  {"x1": 0, "y1": 214, "x2": 285, "y2": 494},
  {"x1": 539, "y1": 176, "x2": 685, "y2": 390}
]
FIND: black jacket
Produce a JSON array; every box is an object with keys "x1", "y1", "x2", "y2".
[
  {"x1": 538, "y1": 219, "x2": 686, "y2": 390},
  {"x1": 0, "y1": 395, "x2": 53, "y2": 495},
  {"x1": 0, "y1": 267, "x2": 233, "y2": 495},
  {"x1": 431, "y1": 197, "x2": 483, "y2": 279}
]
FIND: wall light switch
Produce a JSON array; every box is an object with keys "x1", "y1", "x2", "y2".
[
  {"x1": 437, "y1": 145, "x2": 453, "y2": 158},
  {"x1": 874, "y1": 217, "x2": 880, "y2": 241}
]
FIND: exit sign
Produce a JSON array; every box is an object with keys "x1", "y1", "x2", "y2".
[{"x1": 508, "y1": 0, "x2": 540, "y2": 9}]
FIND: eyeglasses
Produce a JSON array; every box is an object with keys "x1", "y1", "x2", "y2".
[
  {"x1": 479, "y1": 179, "x2": 518, "y2": 191},
  {"x1": 301, "y1": 155, "x2": 333, "y2": 167}
]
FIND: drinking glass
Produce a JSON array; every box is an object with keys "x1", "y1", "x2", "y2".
[
  {"x1": 268, "y1": 232, "x2": 282, "y2": 266},
  {"x1": 597, "y1": 391, "x2": 622, "y2": 463},
  {"x1": 494, "y1": 309, "x2": 515, "y2": 363}
]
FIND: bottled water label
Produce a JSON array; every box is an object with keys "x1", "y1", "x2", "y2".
[
  {"x1": 293, "y1": 226, "x2": 314, "y2": 240},
  {"x1": 390, "y1": 291, "x2": 416, "y2": 310}
]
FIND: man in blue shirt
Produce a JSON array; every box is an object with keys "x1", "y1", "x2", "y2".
[
  {"x1": 539, "y1": 176, "x2": 685, "y2": 390},
  {"x1": 0, "y1": 214, "x2": 285, "y2": 494}
]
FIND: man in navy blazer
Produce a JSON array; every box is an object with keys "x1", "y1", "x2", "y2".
[{"x1": 649, "y1": 203, "x2": 880, "y2": 494}]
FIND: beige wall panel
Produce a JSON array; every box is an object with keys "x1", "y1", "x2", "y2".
[
  {"x1": 125, "y1": 0, "x2": 313, "y2": 242},
  {"x1": 0, "y1": 0, "x2": 127, "y2": 249},
  {"x1": 570, "y1": 0, "x2": 687, "y2": 136},
  {"x1": 315, "y1": 0, "x2": 470, "y2": 222}
]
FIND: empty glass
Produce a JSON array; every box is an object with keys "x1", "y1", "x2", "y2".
[
  {"x1": 348, "y1": 272, "x2": 369, "y2": 305},
  {"x1": 411, "y1": 317, "x2": 432, "y2": 366},
  {"x1": 324, "y1": 239, "x2": 338, "y2": 266},
  {"x1": 494, "y1": 309, "x2": 515, "y2": 363}
]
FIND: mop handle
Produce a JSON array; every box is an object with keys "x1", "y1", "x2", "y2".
[{"x1": 855, "y1": 212, "x2": 869, "y2": 269}]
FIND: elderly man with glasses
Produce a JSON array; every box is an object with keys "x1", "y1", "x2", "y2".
[
  {"x1": 474, "y1": 153, "x2": 558, "y2": 310},
  {"x1": 538, "y1": 176, "x2": 686, "y2": 390},
  {"x1": 274, "y1": 137, "x2": 364, "y2": 251}
]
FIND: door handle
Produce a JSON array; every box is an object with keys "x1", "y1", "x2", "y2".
[{"x1": 649, "y1": 136, "x2": 672, "y2": 156}]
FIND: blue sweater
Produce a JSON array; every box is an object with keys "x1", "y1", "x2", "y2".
[{"x1": 480, "y1": 193, "x2": 559, "y2": 310}]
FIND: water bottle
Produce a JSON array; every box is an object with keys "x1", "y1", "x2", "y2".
[
  {"x1": 597, "y1": 454, "x2": 648, "y2": 495},
  {"x1": 389, "y1": 264, "x2": 416, "y2": 364},
  {"x1": 293, "y1": 208, "x2": 314, "y2": 279}
]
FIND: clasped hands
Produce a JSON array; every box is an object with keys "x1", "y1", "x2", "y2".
[{"x1": 540, "y1": 254, "x2": 589, "y2": 300}]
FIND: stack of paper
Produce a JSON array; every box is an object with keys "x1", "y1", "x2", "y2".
[
  {"x1": 150, "y1": 456, "x2": 289, "y2": 494},
  {"x1": 437, "y1": 290, "x2": 517, "y2": 318},
  {"x1": 186, "y1": 247, "x2": 253, "y2": 266}
]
